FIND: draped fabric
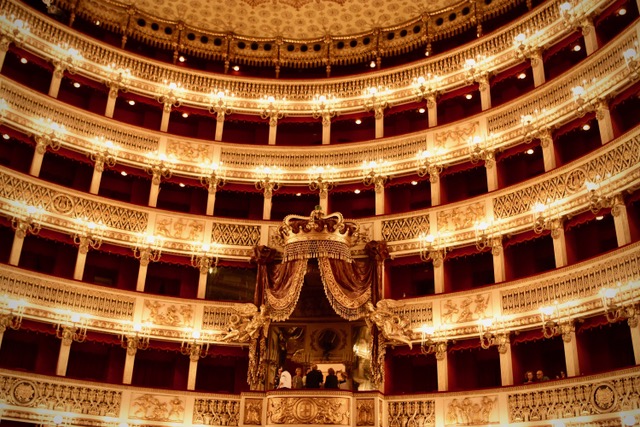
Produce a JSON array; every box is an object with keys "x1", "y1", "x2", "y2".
[{"x1": 318, "y1": 257, "x2": 372, "y2": 320}]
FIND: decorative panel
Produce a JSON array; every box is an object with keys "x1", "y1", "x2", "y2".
[
  {"x1": 129, "y1": 393, "x2": 185, "y2": 422},
  {"x1": 388, "y1": 400, "x2": 435, "y2": 427},
  {"x1": 193, "y1": 398, "x2": 241, "y2": 426},
  {"x1": 266, "y1": 396, "x2": 350, "y2": 425}
]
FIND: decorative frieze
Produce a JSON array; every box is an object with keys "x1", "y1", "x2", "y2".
[
  {"x1": 142, "y1": 299, "x2": 194, "y2": 327},
  {"x1": 193, "y1": 398, "x2": 241, "y2": 426},
  {"x1": 382, "y1": 215, "x2": 429, "y2": 242},
  {"x1": 388, "y1": 400, "x2": 435, "y2": 427},
  {"x1": 441, "y1": 293, "x2": 491, "y2": 324},
  {"x1": 130, "y1": 393, "x2": 185, "y2": 422},
  {"x1": 266, "y1": 396, "x2": 350, "y2": 425}
]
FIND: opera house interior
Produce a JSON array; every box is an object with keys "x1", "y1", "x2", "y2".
[{"x1": 0, "y1": 0, "x2": 639, "y2": 425}]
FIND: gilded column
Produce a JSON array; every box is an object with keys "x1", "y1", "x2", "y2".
[
  {"x1": 530, "y1": 50, "x2": 546, "y2": 87},
  {"x1": 478, "y1": 75, "x2": 492, "y2": 111},
  {"x1": 215, "y1": 113, "x2": 225, "y2": 141},
  {"x1": 499, "y1": 341, "x2": 514, "y2": 386},
  {"x1": 581, "y1": 18, "x2": 598, "y2": 56},
  {"x1": 484, "y1": 152, "x2": 498, "y2": 192},
  {"x1": 322, "y1": 113, "x2": 331, "y2": 145},
  {"x1": 105, "y1": 84, "x2": 118, "y2": 118},
  {"x1": 540, "y1": 130, "x2": 556, "y2": 171},
  {"x1": 596, "y1": 101, "x2": 615, "y2": 144},
  {"x1": 268, "y1": 116, "x2": 278, "y2": 145},
  {"x1": 426, "y1": 94, "x2": 438, "y2": 128},
  {"x1": 561, "y1": 322, "x2": 581, "y2": 377},
  {"x1": 551, "y1": 220, "x2": 568, "y2": 268},
  {"x1": 612, "y1": 196, "x2": 632, "y2": 246},
  {"x1": 48, "y1": 63, "x2": 65, "y2": 98},
  {"x1": 374, "y1": 107, "x2": 384, "y2": 139}
]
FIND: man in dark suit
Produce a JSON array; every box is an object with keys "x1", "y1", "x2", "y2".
[{"x1": 305, "y1": 364, "x2": 323, "y2": 388}]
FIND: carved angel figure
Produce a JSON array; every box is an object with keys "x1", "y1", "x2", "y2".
[
  {"x1": 365, "y1": 299, "x2": 413, "y2": 349},
  {"x1": 220, "y1": 304, "x2": 270, "y2": 343}
]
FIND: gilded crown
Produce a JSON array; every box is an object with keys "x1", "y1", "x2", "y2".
[{"x1": 279, "y1": 207, "x2": 359, "y2": 262}]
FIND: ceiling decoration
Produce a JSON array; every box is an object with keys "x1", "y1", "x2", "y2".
[{"x1": 119, "y1": 0, "x2": 454, "y2": 39}]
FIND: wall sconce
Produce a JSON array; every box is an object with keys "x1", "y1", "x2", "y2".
[
  {"x1": 209, "y1": 90, "x2": 233, "y2": 119},
  {"x1": 539, "y1": 303, "x2": 575, "y2": 342},
  {"x1": 0, "y1": 297, "x2": 25, "y2": 331},
  {"x1": 585, "y1": 176, "x2": 616, "y2": 215},
  {"x1": 600, "y1": 282, "x2": 639, "y2": 326},
  {"x1": 260, "y1": 95, "x2": 286, "y2": 126},
  {"x1": 532, "y1": 202, "x2": 563, "y2": 238},
  {"x1": 105, "y1": 63, "x2": 132, "y2": 96},
  {"x1": 623, "y1": 47, "x2": 639, "y2": 79},
  {"x1": 52, "y1": 43, "x2": 83, "y2": 74},
  {"x1": 56, "y1": 312, "x2": 88, "y2": 344},
  {"x1": 419, "y1": 233, "x2": 447, "y2": 267},
  {"x1": 33, "y1": 118, "x2": 65, "y2": 154},
  {"x1": 513, "y1": 32, "x2": 542, "y2": 62},
  {"x1": 0, "y1": 14, "x2": 31, "y2": 46},
  {"x1": 254, "y1": 165, "x2": 282, "y2": 198},
  {"x1": 416, "y1": 149, "x2": 443, "y2": 183},
  {"x1": 559, "y1": 1, "x2": 586, "y2": 30},
  {"x1": 145, "y1": 152, "x2": 174, "y2": 185},
  {"x1": 463, "y1": 56, "x2": 490, "y2": 88},
  {"x1": 190, "y1": 242, "x2": 219, "y2": 275},
  {"x1": 72, "y1": 218, "x2": 105, "y2": 254},
  {"x1": 362, "y1": 160, "x2": 390, "y2": 193},
  {"x1": 474, "y1": 220, "x2": 503, "y2": 255},
  {"x1": 571, "y1": 80, "x2": 603, "y2": 118},
  {"x1": 520, "y1": 108, "x2": 551, "y2": 144},
  {"x1": 199, "y1": 161, "x2": 226, "y2": 195},
  {"x1": 308, "y1": 165, "x2": 336, "y2": 198},
  {"x1": 478, "y1": 318, "x2": 510, "y2": 353},
  {"x1": 157, "y1": 82, "x2": 183, "y2": 111},
  {"x1": 419, "y1": 325, "x2": 447, "y2": 360},
  {"x1": 363, "y1": 87, "x2": 389, "y2": 119},
  {"x1": 89, "y1": 137, "x2": 118, "y2": 173},
  {"x1": 413, "y1": 74, "x2": 441, "y2": 104},
  {"x1": 181, "y1": 329, "x2": 210, "y2": 361},
  {"x1": 120, "y1": 322, "x2": 151, "y2": 355},
  {"x1": 311, "y1": 94, "x2": 337, "y2": 126},
  {"x1": 468, "y1": 135, "x2": 495, "y2": 166},
  {"x1": 133, "y1": 234, "x2": 163, "y2": 265},
  {"x1": 8, "y1": 201, "x2": 44, "y2": 238}
]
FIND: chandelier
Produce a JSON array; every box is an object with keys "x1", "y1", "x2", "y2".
[
  {"x1": 145, "y1": 152, "x2": 175, "y2": 185},
  {"x1": 474, "y1": 220, "x2": 502, "y2": 255},
  {"x1": 600, "y1": 282, "x2": 639, "y2": 326},
  {"x1": 539, "y1": 303, "x2": 575, "y2": 342},
  {"x1": 56, "y1": 312, "x2": 88, "y2": 344},
  {"x1": 120, "y1": 322, "x2": 151, "y2": 355},
  {"x1": 190, "y1": 242, "x2": 220, "y2": 275},
  {"x1": 89, "y1": 137, "x2": 118, "y2": 172},
  {"x1": 0, "y1": 298, "x2": 25, "y2": 331},
  {"x1": 478, "y1": 318, "x2": 509, "y2": 353},
  {"x1": 209, "y1": 90, "x2": 233, "y2": 118},
  {"x1": 200, "y1": 161, "x2": 226, "y2": 194},
  {"x1": 308, "y1": 165, "x2": 336, "y2": 198},
  {"x1": 311, "y1": 94, "x2": 337, "y2": 125},
  {"x1": 419, "y1": 326, "x2": 447, "y2": 359},
  {"x1": 467, "y1": 135, "x2": 495, "y2": 166},
  {"x1": 362, "y1": 160, "x2": 390, "y2": 193},
  {"x1": 419, "y1": 233, "x2": 447, "y2": 267},
  {"x1": 416, "y1": 150, "x2": 443, "y2": 183},
  {"x1": 532, "y1": 202, "x2": 563, "y2": 238},
  {"x1": 8, "y1": 202, "x2": 43, "y2": 238},
  {"x1": 181, "y1": 329, "x2": 210, "y2": 361},
  {"x1": 133, "y1": 234, "x2": 163, "y2": 265},
  {"x1": 254, "y1": 165, "x2": 283, "y2": 198},
  {"x1": 72, "y1": 218, "x2": 105, "y2": 253}
]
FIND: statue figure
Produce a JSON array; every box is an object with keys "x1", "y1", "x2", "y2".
[
  {"x1": 365, "y1": 299, "x2": 413, "y2": 349},
  {"x1": 221, "y1": 304, "x2": 270, "y2": 343}
]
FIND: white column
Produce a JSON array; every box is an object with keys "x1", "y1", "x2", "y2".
[
  {"x1": 562, "y1": 326, "x2": 580, "y2": 377},
  {"x1": 148, "y1": 179, "x2": 160, "y2": 207},
  {"x1": 56, "y1": 339, "x2": 72, "y2": 376},
  {"x1": 187, "y1": 359, "x2": 198, "y2": 390},
  {"x1": 434, "y1": 392, "x2": 445, "y2": 427},
  {"x1": 479, "y1": 76, "x2": 491, "y2": 111},
  {"x1": 319, "y1": 192, "x2": 329, "y2": 213},
  {"x1": 0, "y1": 39, "x2": 9, "y2": 72},
  {"x1": 596, "y1": 103, "x2": 615, "y2": 144},
  {"x1": 136, "y1": 262, "x2": 149, "y2": 292},
  {"x1": 8, "y1": 231, "x2": 25, "y2": 266},
  {"x1": 374, "y1": 181, "x2": 385, "y2": 215},
  {"x1": 540, "y1": 132, "x2": 556, "y2": 171},
  {"x1": 215, "y1": 114, "x2": 225, "y2": 141},
  {"x1": 321, "y1": 115, "x2": 331, "y2": 145},
  {"x1": 374, "y1": 108, "x2": 384, "y2": 139},
  {"x1": 73, "y1": 244, "x2": 88, "y2": 281},
  {"x1": 426, "y1": 95, "x2": 438, "y2": 128},
  {"x1": 530, "y1": 51, "x2": 546, "y2": 87},
  {"x1": 492, "y1": 243, "x2": 506, "y2": 283},
  {"x1": 552, "y1": 224, "x2": 568, "y2": 268},
  {"x1": 122, "y1": 351, "x2": 136, "y2": 384},
  {"x1": 268, "y1": 117, "x2": 277, "y2": 145},
  {"x1": 582, "y1": 19, "x2": 598, "y2": 56},
  {"x1": 612, "y1": 197, "x2": 632, "y2": 247},
  {"x1": 205, "y1": 187, "x2": 217, "y2": 216},
  {"x1": 160, "y1": 104, "x2": 171, "y2": 132},
  {"x1": 484, "y1": 156, "x2": 498, "y2": 192},
  {"x1": 263, "y1": 192, "x2": 272, "y2": 220},
  {"x1": 29, "y1": 138, "x2": 49, "y2": 177},
  {"x1": 499, "y1": 343, "x2": 514, "y2": 386},
  {"x1": 105, "y1": 86, "x2": 117, "y2": 118},
  {"x1": 89, "y1": 161, "x2": 105, "y2": 195},
  {"x1": 430, "y1": 180, "x2": 441, "y2": 206},
  {"x1": 629, "y1": 319, "x2": 640, "y2": 365},
  {"x1": 49, "y1": 65, "x2": 64, "y2": 98},
  {"x1": 436, "y1": 353, "x2": 448, "y2": 391}
]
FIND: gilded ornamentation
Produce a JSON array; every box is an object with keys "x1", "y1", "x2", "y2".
[
  {"x1": 193, "y1": 398, "x2": 240, "y2": 426},
  {"x1": 243, "y1": 398, "x2": 263, "y2": 425},
  {"x1": 592, "y1": 383, "x2": 617, "y2": 413},
  {"x1": 395, "y1": 302, "x2": 433, "y2": 330},
  {"x1": 388, "y1": 400, "x2": 435, "y2": 427},
  {"x1": 211, "y1": 222, "x2": 261, "y2": 247},
  {"x1": 267, "y1": 396, "x2": 350, "y2": 425},
  {"x1": 130, "y1": 394, "x2": 185, "y2": 422},
  {"x1": 365, "y1": 300, "x2": 413, "y2": 348},
  {"x1": 166, "y1": 139, "x2": 213, "y2": 164},
  {"x1": 442, "y1": 294, "x2": 490, "y2": 324},
  {"x1": 445, "y1": 396, "x2": 498, "y2": 425},
  {"x1": 437, "y1": 202, "x2": 485, "y2": 232},
  {"x1": 382, "y1": 215, "x2": 429, "y2": 242},
  {"x1": 356, "y1": 399, "x2": 375, "y2": 426},
  {"x1": 143, "y1": 300, "x2": 193, "y2": 327},
  {"x1": 434, "y1": 121, "x2": 479, "y2": 149},
  {"x1": 11, "y1": 381, "x2": 36, "y2": 406},
  {"x1": 155, "y1": 215, "x2": 205, "y2": 241},
  {"x1": 219, "y1": 303, "x2": 269, "y2": 343}
]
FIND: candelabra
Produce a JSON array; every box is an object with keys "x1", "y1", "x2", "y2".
[
  {"x1": 463, "y1": 57, "x2": 490, "y2": 89},
  {"x1": 145, "y1": 152, "x2": 174, "y2": 185},
  {"x1": 33, "y1": 118, "x2": 65, "y2": 154},
  {"x1": 539, "y1": 303, "x2": 575, "y2": 342},
  {"x1": 478, "y1": 318, "x2": 510, "y2": 353},
  {"x1": 585, "y1": 179, "x2": 615, "y2": 215},
  {"x1": 600, "y1": 283, "x2": 639, "y2": 327},
  {"x1": 209, "y1": 91, "x2": 233, "y2": 119},
  {"x1": 254, "y1": 165, "x2": 282, "y2": 198},
  {"x1": 199, "y1": 162, "x2": 225, "y2": 194},
  {"x1": 157, "y1": 82, "x2": 183, "y2": 112},
  {"x1": 260, "y1": 96, "x2": 285, "y2": 126},
  {"x1": 0, "y1": 298, "x2": 25, "y2": 332},
  {"x1": 468, "y1": 135, "x2": 495, "y2": 167},
  {"x1": 311, "y1": 94, "x2": 337, "y2": 126},
  {"x1": 416, "y1": 150, "x2": 443, "y2": 183},
  {"x1": 190, "y1": 242, "x2": 219, "y2": 275},
  {"x1": 363, "y1": 87, "x2": 388, "y2": 119},
  {"x1": 412, "y1": 74, "x2": 441, "y2": 105},
  {"x1": 474, "y1": 220, "x2": 503, "y2": 255},
  {"x1": 520, "y1": 109, "x2": 552, "y2": 144},
  {"x1": 72, "y1": 218, "x2": 105, "y2": 254},
  {"x1": 419, "y1": 233, "x2": 447, "y2": 267},
  {"x1": 181, "y1": 329, "x2": 210, "y2": 361},
  {"x1": 56, "y1": 312, "x2": 88, "y2": 344},
  {"x1": 308, "y1": 166, "x2": 336, "y2": 198},
  {"x1": 513, "y1": 32, "x2": 542, "y2": 63},
  {"x1": 532, "y1": 202, "x2": 563, "y2": 238},
  {"x1": 362, "y1": 160, "x2": 390, "y2": 193},
  {"x1": 0, "y1": 14, "x2": 30, "y2": 47},
  {"x1": 89, "y1": 137, "x2": 118, "y2": 173},
  {"x1": 9, "y1": 202, "x2": 43, "y2": 238},
  {"x1": 571, "y1": 80, "x2": 605, "y2": 118},
  {"x1": 419, "y1": 326, "x2": 447, "y2": 360},
  {"x1": 120, "y1": 322, "x2": 151, "y2": 355},
  {"x1": 623, "y1": 47, "x2": 639, "y2": 79},
  {"x1": 52, "y1": 43, "x2": 83, "y2": 75},
  {"x1": 133, "y1": 234, "x2": 163, "y2": 266},
  {"x1": 105, "y1": 64, "x2": 132, "y2": 97},
  {"x1": 559, "y1": 1, "x2": 589, "y2": 31}
]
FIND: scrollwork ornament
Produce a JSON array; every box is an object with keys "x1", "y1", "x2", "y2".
[
  {"x1": 591, "y1": 382, "x2": 618, "y2": 413},
  {"x1": 10, "y1": 380, "x2": 37, "y2": 406}
]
